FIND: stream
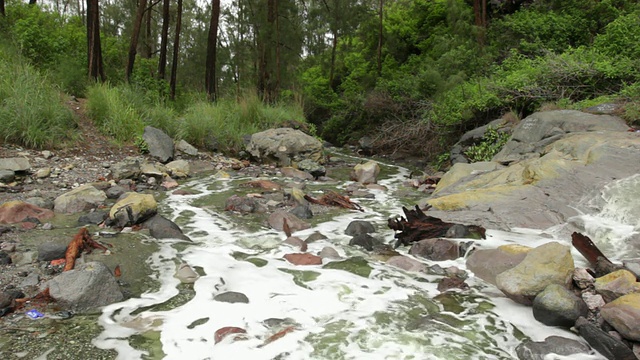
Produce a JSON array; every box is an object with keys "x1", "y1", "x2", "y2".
[{"x1": 92, "y1": 153, "x2": 640, "y2": 360}]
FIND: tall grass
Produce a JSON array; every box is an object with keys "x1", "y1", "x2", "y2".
[
  {"x1": 0, "y1": 43, "x2": 76, "y2": 149},
  {"x1": 181, "y1": 92, "x2": 307, "y2": 153},
  {"x1": 86, "y1": 83, "x2": 145, "y2": 143}
]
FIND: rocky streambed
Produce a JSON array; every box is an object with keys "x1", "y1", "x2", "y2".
[{"x1": 0, "y1": 111, "x2": 639, "y2": 359}]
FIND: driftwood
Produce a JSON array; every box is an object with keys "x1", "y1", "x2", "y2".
[
  {"x1": 304, "y1": 190, "x2": 363, "y2": 212},
  {"x1": 571, "y1": 232, "x2": 627, "y2": 278},
  {"x1": 64, "y1": 228, "x2": 109, "y2": 271},
  {"x1": 389, "y1": 205, "x2": 486, "y2": 248}
]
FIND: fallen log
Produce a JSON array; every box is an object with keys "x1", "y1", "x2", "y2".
[
  {"x1": 304, "y1": 190, "x2": 363, "y2": 212},
  {"x1": 389, "y1": 205, "x2": 486, "y2": 248},
  {"x1": 64, "y1": 227, "x2": 109, "y2": 271},
  {"x1": 571, "y1": 232, "x2": 627, "y2": 278}
]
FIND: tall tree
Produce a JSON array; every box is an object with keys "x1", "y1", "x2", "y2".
[
  {"x1": 87, "y1": 0, "x2": 105, "y2": 81},
  {"x1": 126, "y1": 0, "x2": 148, "y2": 83},
  {"x1": 170, "y1": 0, "x2": 183, "y2": 99},
  {"x1": 376, "y1": 0, "x2": 383, "y2": 76},
  {"x1": 158, "y1": 0, "x2": 170, "y2": 79},
  {"x1": 0, "y1": 0, "x2": 5, "y2": 17},
  {"x1": 205, "y1": 0, "x2": 221, "y2": 101}
]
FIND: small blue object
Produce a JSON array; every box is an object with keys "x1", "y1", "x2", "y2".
[{"x1": 26, "y1": 309, "x2": 44, "y2": 319}]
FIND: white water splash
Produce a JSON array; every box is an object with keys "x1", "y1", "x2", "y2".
[{"x1": 93, "y1": 159, "x2": 625, "y2": 360}]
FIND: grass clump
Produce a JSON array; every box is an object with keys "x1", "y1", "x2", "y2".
[
  {"x1": 0, "y1": 43, "x2": 76, "y2": 149},
  {"x1": 181, "y1": 92, "x2": 307, "y2": 153},
  {"x1": 86, "y1": 83, "x2": 145, "y2": 143}
]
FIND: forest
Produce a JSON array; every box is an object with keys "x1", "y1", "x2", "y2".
[{"x1": 0, "y1": 0, "x2": 639, "y2": 163}]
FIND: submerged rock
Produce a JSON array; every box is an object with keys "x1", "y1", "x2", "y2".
[
  {"x1": 213, "y1": 291, "x2": 249, "y2": 304},
  {"x1": 322, "y1": 256, "x2": 372, "y2": 278},
  {"x1": 515, "y1": 335, "x2": 592, "y2": 360},
  {"x1": 344, "y1": 220, "x2": 375, "y2": 236},
  {"x1": 283, "y1": 253, "x2": 322, "y2": 266}
]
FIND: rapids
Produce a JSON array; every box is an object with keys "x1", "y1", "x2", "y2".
[{"x1": 93, "y1": 156, "x2": 639, "y2": 360}]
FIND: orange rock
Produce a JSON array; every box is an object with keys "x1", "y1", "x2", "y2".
[
  {"x1": 214, "y1": 326, "x2": 247, "y2": 344},
  {"x1": 262, "y1": 326, "x2": 296, "y2": 346},
  {"x1": 283, "y1": 253, "x2": 322, "y2": 265}
]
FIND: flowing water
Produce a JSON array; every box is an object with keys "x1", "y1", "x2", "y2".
[{"x1": 93, "y1": 157, "x2": 640, "y2": 360}]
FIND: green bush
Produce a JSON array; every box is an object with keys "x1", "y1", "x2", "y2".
[
  {"x1": 464, "y1": 126, "x2": 510, "y2": 162},
  {"x1": 0, "y1": 45, "x2": 76, "y2": 149},
  {"x1": 593, "y1": 11, "x2": 640, "y2": 60}
]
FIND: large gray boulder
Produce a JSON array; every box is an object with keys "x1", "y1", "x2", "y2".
[
  {"x1": 494, "y1": 110, "x2": 629, "y2": 163},
  {"x1": 48, "y1": 261, "x2": 123, "y2": 313},
  {"x1": 110, "y1": 158, "x2": 142, "y2": 181},
  {"x1": 143, "y1": 126, "x2": 174, "y2": 163},
  {"x1": 532, "y1": 284, "x2": 588, "y2": 327},
  {"x1": 425, "y1": 111, "x2": 640, "y2": 231},
  {"x1": 54, "y1": 184, "x2": 107, "y2": 214},
  {"x1": 466, "y1": 245, "x2": 530, "y2": 286},
  {"x1": 246, "y1": 128, "x2": 324, "y2": 167},
  {"x1": 144, "y1": 214, "x2": 191, "y2": 241}
]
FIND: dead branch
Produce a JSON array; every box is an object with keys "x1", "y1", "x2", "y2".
[
  {"x1": 389, "y1": 205, "x2": 486, "y2": 248},
  {"x1": 64, "y1": 228, "x2": 109, "y2": 271},
  {"x1": 571, "y1": 232, "x2": 627, "y2": 278},
  {"x1": 304, "y1": 190, "x2": 363, "y2": 212}
]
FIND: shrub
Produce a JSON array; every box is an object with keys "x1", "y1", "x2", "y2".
[{"x1": 464, "y1": 126, "x2": 510, "y2": 162}]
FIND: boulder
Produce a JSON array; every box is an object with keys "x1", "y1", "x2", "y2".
[
  {"x1": 345, "y1": 220, "x2": 375, "y2": 236},
  {"x1": 144, "y1": 214, "x2": 191, "y2": 241},
  {"x1": 166, "y1": 159, "x2": 190, "y2": 178},
  {"x1": 575, "y1": 317, "x2": 637, "y2": 360},
  {"x1": 466, "y1": 245, "x2": 530, "y2": 286},
  {"x1": 175, "y1": 139, "x2": 198, "y2": 156},
  {"x1": 348, "y1": 234, "x2": 383, "y2": 251},
  {"x1": 386, "y1": 255, "x2": 427, "y2": 272},
  {"x1": 409, "y1": 238, "x2": 460, "y2": 261},
  {"x1": 0, "y1": 170, "x2": 15, "y2": 183},
  {"x1": 515, "y1": 336, "x2": 592, "y2": 360},
  {"x1": 532, "y1": 284, "x2": 588, "y2": 327},
  {"x1": 297, "y1": 159, "x2": 326, "y2": 179},
  {"x1": 496, "y1": 242, "x2": 574, "y2": 305},
  {"x1": 109, "y1": 192, "x2": 157, "y2": 227},
  {"x1": 37, "y1": 242, "x2": 68, "y2": 261},
  {"x1": 246, "y1": 128, "x2": 324, "y2": 166},
  {"x1": 0, "y1": 157, "x2": 30, "y2": 172},
  {"x1": 53, "y1": 185, "x2": 107, "y2": 214},
  {"x1": 0, "y1": 201, "x2": 54, "y2": 224},
  {"x1": 600, "y1": 293, "x2": 640, "y2": 342},
  {"x1": 594, "y1": 269, "x2": 640, "y2": 303},
  {"x1": 425, "y1": 112, "x2": 640, "y2": 231},
  {"x1": 268, "y1": 211, "x2": 310, "y2": 233},
  {"x1": 494, "y1": 110, "x2": 629, "y2": 163},
  {"x1": 143, "y1": 126, "x2": 174, "y2": 163},
  {"x1": 110, "y1": 158, "x2": 142, "y2": 181},
  {"x1": 225, "y1": 195, "x2": 265, "y2": 214},
  {"x1": 48, "y1": 261, "x2": 123, "y2": 313},
  {"x1": 351, "y1": 160, "x2": 380, "y2": 184}
]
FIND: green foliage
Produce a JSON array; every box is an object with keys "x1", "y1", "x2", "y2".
[
  {"x1": 134, "y1": 135, "x2": 149, "y2": 153},
  {"x1": 0, "y1": 42, "x2": 76, "y2": 149},
  {"x1": 464, "y1": 126, "x2": 510, "y2": 163},
  {"x1": 593, "y1": 11, "x2": 640, "y2": 60}
]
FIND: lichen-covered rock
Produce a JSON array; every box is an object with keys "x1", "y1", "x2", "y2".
[
  {"x1": 109, "y1": 192, "x2": 157, "y2": 227},
  {"x1": 496, "y1": 242, "x2": 574, "y2": 305},
  {"x1": 466, "y1": 245, "x2": 530, "y2": 286},
  {"x1": 594, "y1": 269, "x2": 640, "y2": 302},
  {"x1": 600, "y1": 293, "x2": 640, "y2": 342},
  {"x1": 54, "y1": 184, "x2": 107, "y2": 214},
  {"x1": 247, "y1": 128, "x2": 324, "y2": 166}
]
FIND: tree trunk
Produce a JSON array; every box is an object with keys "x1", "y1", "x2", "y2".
[
  {"x1": 169, "y1": 0, "x2": 182, "y2": 100},
  {"x1": 274, "y1": 0, "x2": 280, "y2": 94},
  {"x1": 29, "y1": 0, "x2": 36, "y2": 4},
  {"x1": 126, "y1": 0, "x2": 148, "y2": 83},
  {"x1": 329, "y1": 29, "x2": 337, "y2": 87},
  {"x1": 0, "y1": 0, "x2": 5, "y2": 17},
  {"x1": 376, "y1": 0, "x2": 383, "y2": 77},
  {"x1": 205, "y1": 0, "x2": 221, "y2": 101},
  {"x1": 157, "y1": 0, "x2": 170, "y2": 79},
  {"x1": 142, "y1": 3, "x2": 153, "y2": 58},
  {"x1": 87, "y1": 0, "x2": 105, "y2": 81}
]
